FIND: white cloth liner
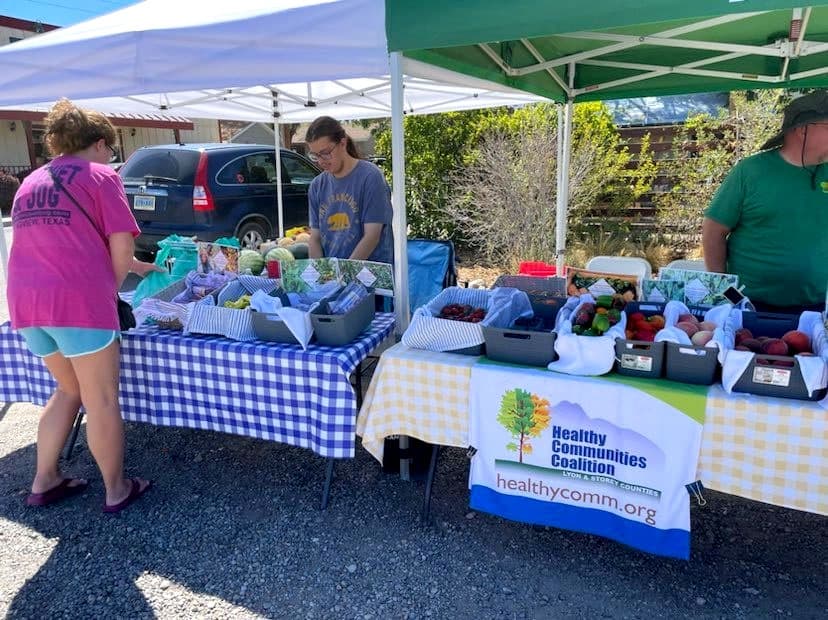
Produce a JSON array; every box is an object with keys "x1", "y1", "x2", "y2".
[
  {"x1": 185, "y1": 276, "x2": 281, "y2": 341},
  {"x1": 720, "y1": 310, "x2": 828, "y2": 397},
  {"x1": 132, "y1": 298, "x2": 192, "y2": 329},
  {"x1": 402, "y1": 286, "x2": 532, "y2": 352},
  {"x1": 547, "y1": 294, "x2": 627, "y2": 376},
  {"x1": 249, "y1": 289, "x2": 315, "y2": 350},
  {"x1": 654, "y1": 300, "x2": 737, "y2": 364}
]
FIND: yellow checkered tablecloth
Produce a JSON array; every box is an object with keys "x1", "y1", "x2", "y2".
[
  {"x1": 357, "y1": 344, "x2": 477, "y2": 461},
  {"x1": 698, "y1": 385, "x2": 828, "y2": 516},
  {"x1": 357, "y1": 345, "x2": 828, "y2": 516}
]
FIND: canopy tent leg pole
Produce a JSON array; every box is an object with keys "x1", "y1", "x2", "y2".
[
  {"x1": 555, "y1": 65, "x2": 575, "y2": 276},
  {"x1": 0, "y1": 215, "x2": 8, "y2": 281},
  {"x1": 272, "y1": 88, "x2": 285, "y2": 239},
  {"x1": 390, "y1": 52, "x2": 410, "y2": 334},
  {"x1": 390, "y1": 51, "x2": 411, "y2": 483}
]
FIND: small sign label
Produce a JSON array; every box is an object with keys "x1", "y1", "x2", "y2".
[
  {"x1": 752, "y1": 366, "x2": 791, "y2": 387},
  {"x1": 684, "y1": 277, "x2": 708, "y2": 304},
  {"x1": 587, "y1": 278, "x2": 616, "y2": 297},
  {"x1": 301, "y1": 264, "x2": 321, "y2": 286},
  {"x1": 356, "y1": 267, "x2": 377, "y2": 287},
  {"x1": 621, "y1": 354, "x2": 653, "y2": 372}
]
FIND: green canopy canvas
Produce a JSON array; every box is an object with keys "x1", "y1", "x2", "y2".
[
  {"x1": 387, "y1": 2, "x2": 828, "y2": 102},
  {"x1": 387, "y1": 2, "x2": 828, "y2": 271}
]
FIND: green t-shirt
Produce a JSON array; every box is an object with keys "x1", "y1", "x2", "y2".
[{"x1": 705, "y1": 150, "x2": 828, "y2": 306}]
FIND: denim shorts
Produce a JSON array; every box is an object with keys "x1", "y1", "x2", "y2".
[{"x1": 18, "y1": 327, "x2": 119, "y2": 358}]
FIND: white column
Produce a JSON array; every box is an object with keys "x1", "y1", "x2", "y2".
[
  {"x1": 0, "y1": 215, "x2": 8, "y2": 278},
  {"x1": 555, "y1": 100, "x2": 573, "y2": 275},
  {"x1": 390, "y1": 52, "x2": 410, "y2": 334},
  {"x1": 272, "y1": 88, "x2": 285, "y2": 239}
]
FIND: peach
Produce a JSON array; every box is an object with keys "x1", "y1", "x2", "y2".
[
  {"x1": 761, "y1": 338, "x2": 789, "y2": 356},
  {"x1": 678, "y1": 313, "x2": 700, "y2": 325},
  {"x1": 734, "y1": 328, "x2": 753, "y2": 345},
  {"x1": 698, "y1": 321, "x2": 717, "y2": 332},
  {"x1": 735, "y1": 345, "x2": 751, "y2": 351},
  {"x1": 676, "y1": 321, "x2": 699, "y2": 337},
  {"x1": 781, "y1": 330, "x2": 811, "y2": 354},
  {"x1": 691, "y1": 330, "x2": 714, "y2": 346}
]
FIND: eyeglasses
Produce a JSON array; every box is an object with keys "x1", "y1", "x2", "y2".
[
  {"x1": 307, "y1": 141, "x2": 340, "y2": 162},
  {"x1": 107, "y1": 144, "x2": 119, "y2": 163}
]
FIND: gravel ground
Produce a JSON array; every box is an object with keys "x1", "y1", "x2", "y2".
[{"x1": 1, "y1": 232, "x2": 826, "y2": 619}]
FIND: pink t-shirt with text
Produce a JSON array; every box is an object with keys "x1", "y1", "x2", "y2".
[{"x1": 7, "y1": 155, "x2": 140, "y2": 330}]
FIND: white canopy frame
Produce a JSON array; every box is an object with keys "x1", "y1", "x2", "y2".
[{"x1": 0, "y1": 0, "x2": 544, "y2": 333}]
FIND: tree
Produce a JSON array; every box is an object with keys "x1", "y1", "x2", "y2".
[
  {"x1": 444, "y1": 102, "x2": 654, "y2": 268},
  {"x1": 655, "y1": 90, "x2": 784, "y2": 249},
  {"x1": 373, "y1": 109, "x2": 496, "y2": 238},
  {"x1": 497, "y1": 388, "x2": 550, "y2": 463}
]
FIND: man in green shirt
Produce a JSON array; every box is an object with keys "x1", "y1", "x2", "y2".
[{"x1": 703, "y1": 91, "x2": 828, "y2": 313}]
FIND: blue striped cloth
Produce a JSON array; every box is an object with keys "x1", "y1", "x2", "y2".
[{"x1": 0, "y1": 314, "x2": 395, "y2": 458}]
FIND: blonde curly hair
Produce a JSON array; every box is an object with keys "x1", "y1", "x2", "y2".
[{"x1": 44, "y1": 98, "x2": 117, "y2": 157}]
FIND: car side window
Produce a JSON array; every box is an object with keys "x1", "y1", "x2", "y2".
[
  {"x1": 217, "y1": 153, "x2": 276, "y2": 185},
  {"x1": 283, "y1": 154, "x2": 318, "y2": 186}
]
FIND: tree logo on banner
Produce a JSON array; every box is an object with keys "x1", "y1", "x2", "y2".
[{"x1": 497, "y1": 388, "x2": 551, "y2": 463}]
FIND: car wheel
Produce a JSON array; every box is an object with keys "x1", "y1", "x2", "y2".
[{"x1": 237, "y1": 220, "x2": 268, "y2": 250}]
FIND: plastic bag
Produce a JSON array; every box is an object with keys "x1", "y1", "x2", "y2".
[{"x1": 132, "y1": 235, "x2": 198, "y2": 308}]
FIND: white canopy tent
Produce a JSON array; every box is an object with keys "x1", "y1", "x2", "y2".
[{"x1": 0, "y1": 0, "x2": 544, "y2": 330}]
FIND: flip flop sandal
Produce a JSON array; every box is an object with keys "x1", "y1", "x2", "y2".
[
  {"x1": 103, "y1": 478, "x2": 152, "y2": 514},
  {"x1": 26, "y1": 478, "x2": 89, "y2": 507}
]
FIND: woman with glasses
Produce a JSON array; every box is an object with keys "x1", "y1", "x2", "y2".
[
  {"x1": 304, "y1": 116, "x2": 394, "y2": 266},
  {"x1": 7, "y1": 99, "x2": 151, "y2": 513}
]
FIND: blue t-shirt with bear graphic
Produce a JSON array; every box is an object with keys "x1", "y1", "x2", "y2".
[{"x1": 308, "y1": 160, "x2": 394, "y2": 264}]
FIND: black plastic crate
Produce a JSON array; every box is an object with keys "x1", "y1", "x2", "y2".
[
  {"x1": 731, "y1": 355, "x2": 826, "y2": 401},
  {"x1": 664, "y1": 342, "x2": 719, "y2": 385},
  {"x1": 483, "y1": 318, "x2": 557, "y2": 367},
  {"x1": 614, "y1": 339, "x2": 665, "y2": 378}
]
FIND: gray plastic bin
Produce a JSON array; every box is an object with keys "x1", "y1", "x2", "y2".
[
  {"x1": 614, "y1": 339, "x2": 665, "y2": 378},
  {"x1": 732, "y1": 355, "x2": 826, "y2": 401},
  {"x1": 311, "y1": 292, "x2": 376, "y2": 346},
  {"x1": 664, "y1": 342, "x2": 719, "y2": 385},
  {"x1": 251, "y1": 311, "x2": 302, "y2": 344},
  {"x1": 484, "y1": 324, "x2": 557, "y2": 367}
]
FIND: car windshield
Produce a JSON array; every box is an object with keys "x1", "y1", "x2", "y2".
[{"x1": 119, "y1": 149, "x2": 201, "y2": 184}]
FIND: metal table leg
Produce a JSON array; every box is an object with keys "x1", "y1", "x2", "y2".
[
  {"x1": 320, "y1": 458, "x2": 335, "y2": 510},
  {"x1": 421, "y1": 444, "x2": 440, "y2": 525},
  {"x1": 63, "y1": 410, "x2": 84, "y2": 460}
]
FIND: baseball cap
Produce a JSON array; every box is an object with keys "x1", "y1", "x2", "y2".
[{"x1": 761, "y1": 90, "x2": 828, "y2": 150}]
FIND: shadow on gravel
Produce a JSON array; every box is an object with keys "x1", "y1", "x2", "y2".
[{"x1": 0, "y1": 418, "x2": 826, "y2": 619}]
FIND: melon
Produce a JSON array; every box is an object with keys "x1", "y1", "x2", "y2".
[
  {"x1": 288, "y1": 242, "x2": 309, "y2": 259},
  {"x1": 265, "y1": 247, "x2": 295, "y2": 263},
  {"x1": 277, "y1": 237, "x2": 294, "y2": 248},
  {"x1": 258, "y1": 240, "x2": 279, "y2": 257},
  {"x1": 239, "y1": 249, "x2": 265, "y2": 275}
]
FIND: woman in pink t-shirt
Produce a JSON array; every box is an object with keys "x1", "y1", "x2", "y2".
[{"x1": 8, "y1": 100, "x2": 151, "y2": 513}]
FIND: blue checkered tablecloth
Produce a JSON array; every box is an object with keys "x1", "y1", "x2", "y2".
[{"x1": 0, "y1": 314, "x2": 395, "y2": 458}]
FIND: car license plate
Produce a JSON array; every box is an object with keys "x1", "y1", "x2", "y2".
[{"x1": 134, "y1": 195, "x2": 156, "y2": 211}]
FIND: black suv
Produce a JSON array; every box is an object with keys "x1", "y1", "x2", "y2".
[{"x1": 119, "y1": 143, "x2": 320, "y2": 255}]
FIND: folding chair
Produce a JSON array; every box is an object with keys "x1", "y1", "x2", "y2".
[
  {"x1": 406, "y1": 238, "x2": 457, "y2": 313},
  {"x1": 585, "y1": 255, "x2": 653, "y2": 280},
  {"x1": 663, "y1": 259, "x2": 706, "y2": 272}
]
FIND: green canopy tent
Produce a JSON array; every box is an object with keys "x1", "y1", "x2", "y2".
[{"x1": 387, "y1": 2, "x2": 828, "y2": 270}]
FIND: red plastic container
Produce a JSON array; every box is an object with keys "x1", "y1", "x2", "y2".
[
  {"x1": 518, "y1": 261, "x2": 565, "y2": 277},
  {"x1": 266, "y1": 260, "x2": 281, "y2": 279}
]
